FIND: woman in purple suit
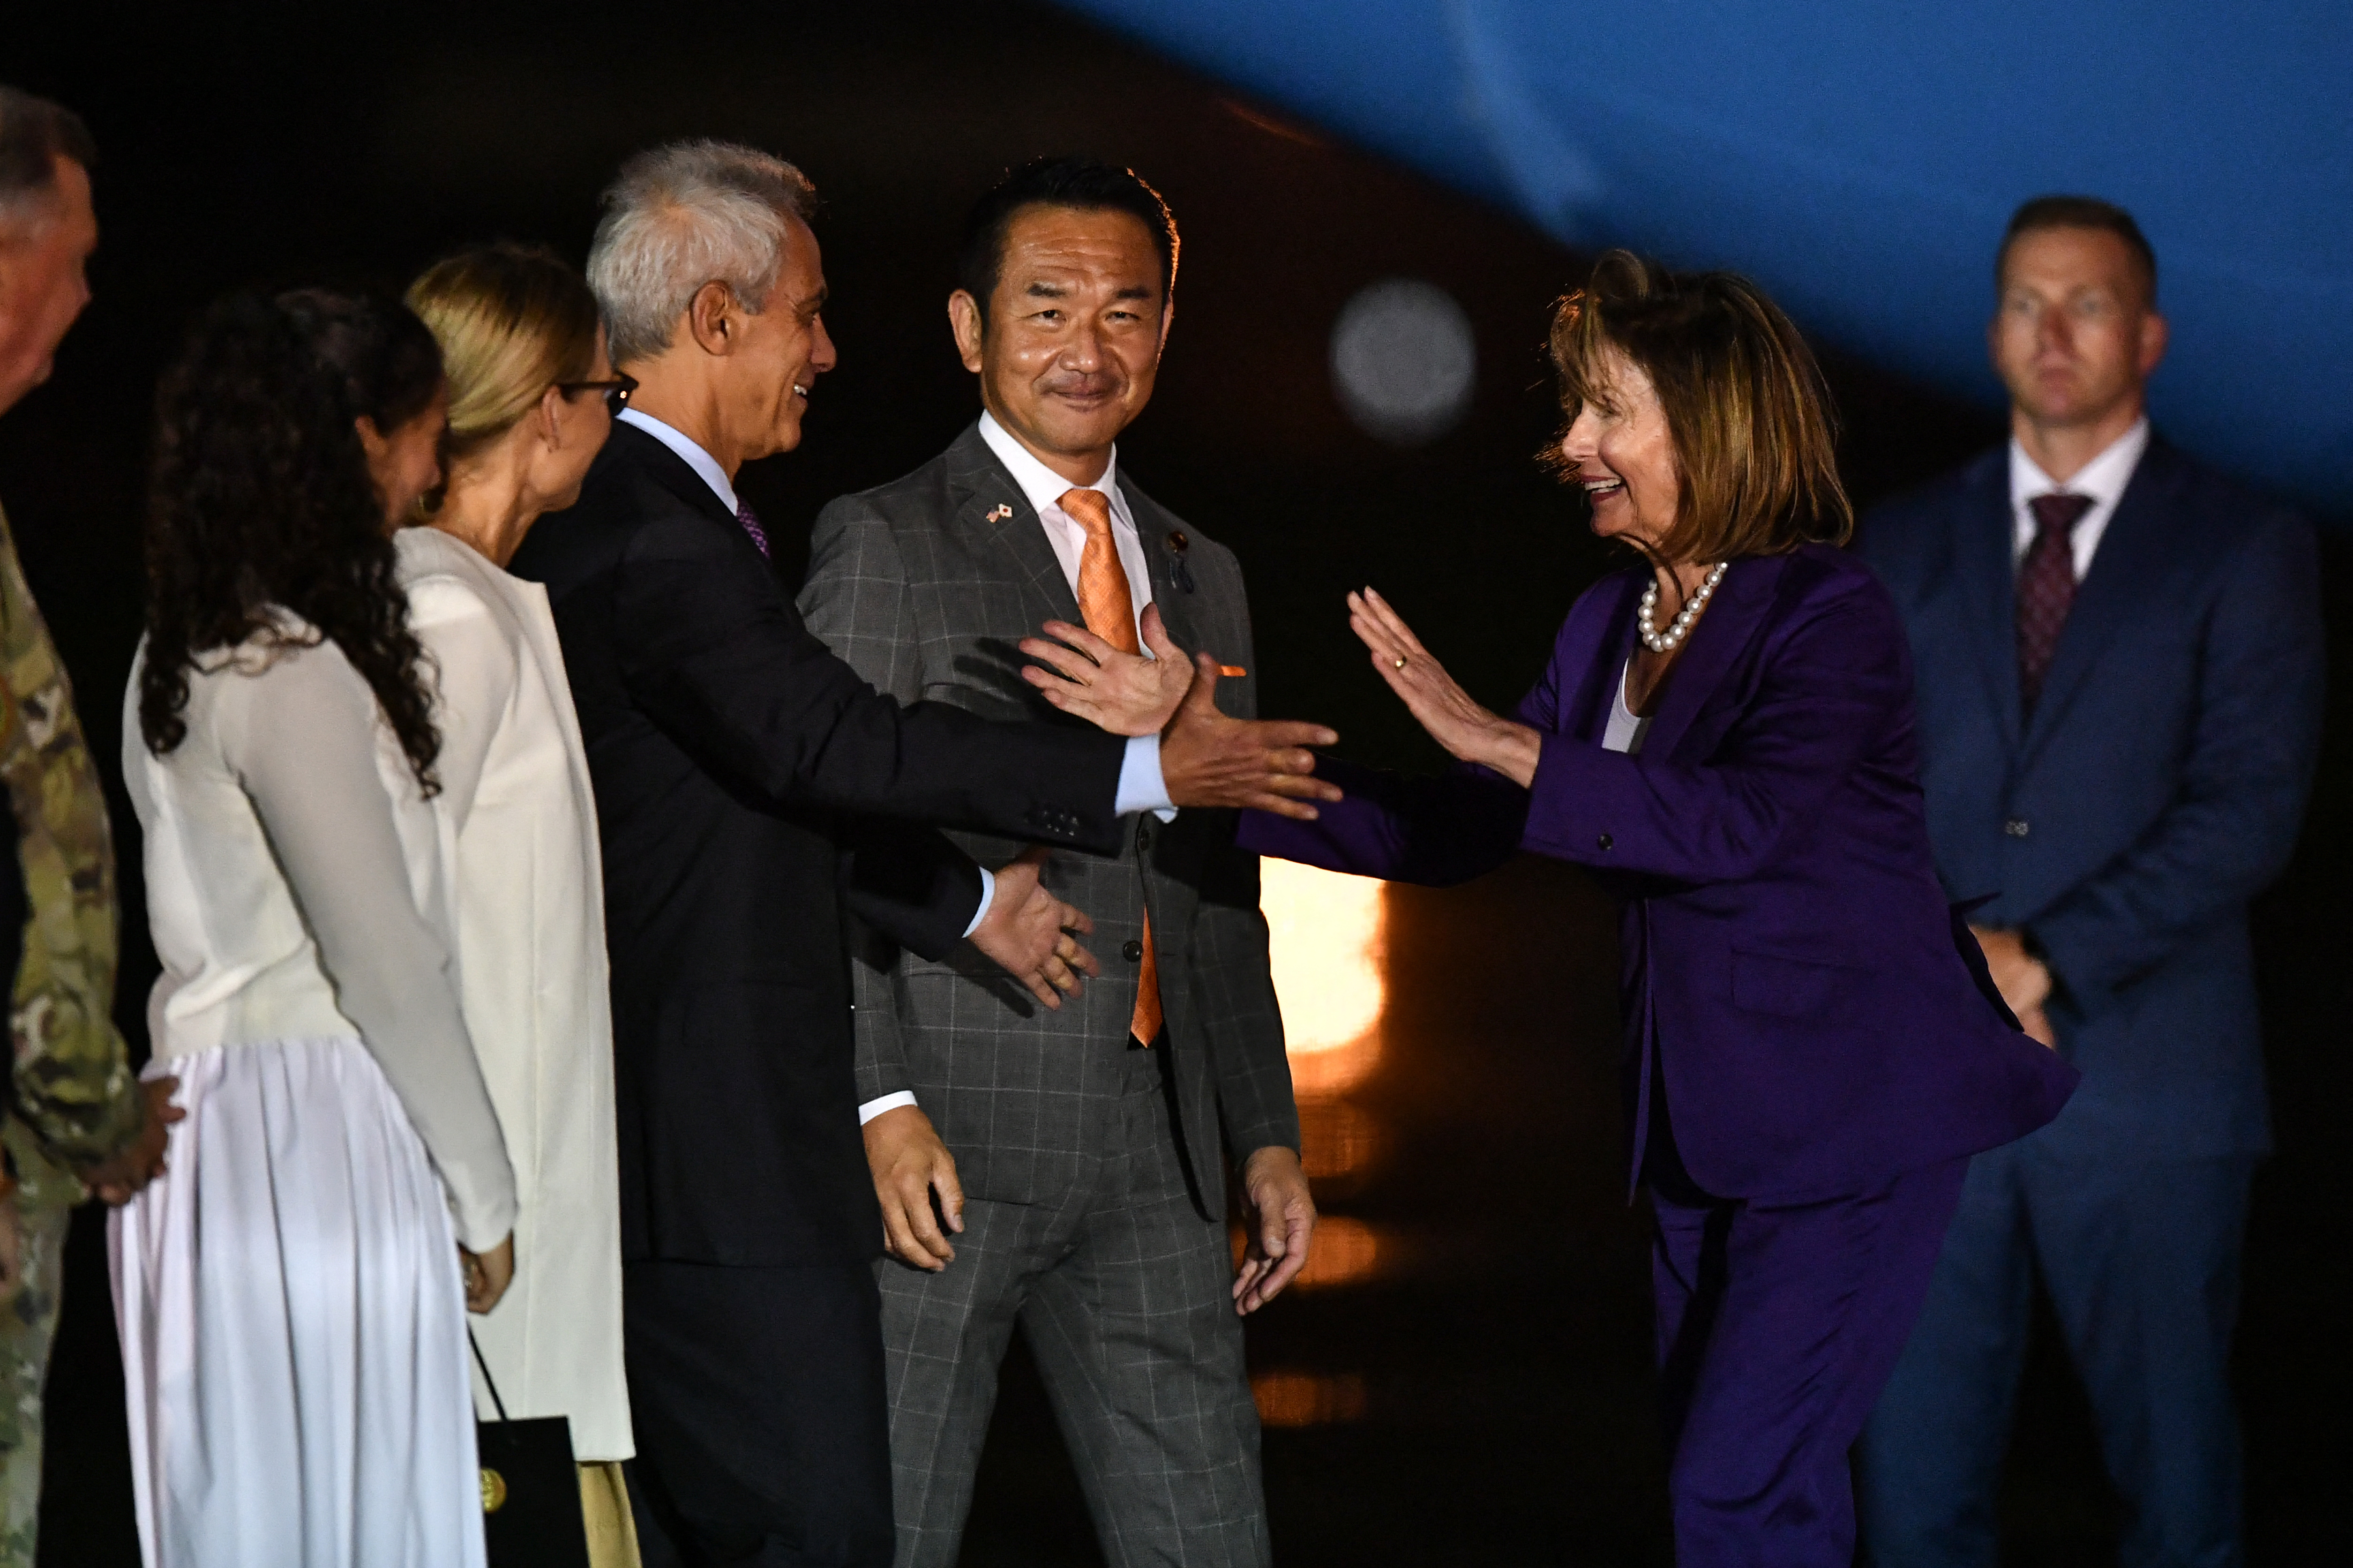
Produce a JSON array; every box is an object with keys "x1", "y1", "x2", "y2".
[{"x1": 1244, "y1": 253, "x2": 2076, "y2": 1565}]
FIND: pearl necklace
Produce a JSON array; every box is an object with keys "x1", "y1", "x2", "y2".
[{"x1": 1637, "y1": 561, "x2": 1729, "y2": 653}]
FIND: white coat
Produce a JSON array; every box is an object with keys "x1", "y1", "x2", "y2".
[{"x1": 397, "y1": 526, "x2": 632, "y2": 1461}]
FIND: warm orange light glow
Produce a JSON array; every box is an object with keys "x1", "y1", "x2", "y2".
[
  {"x1": 1296, "y1": 1099, "x2": 1381, "y2": 1184},
  {"x1": 1287, "y1": 1037, "x2": 1382, "y2": 1096},
  {"x1": 1251, "y1": 1370, "x2": 1369, "y2": 1428},
  {"x1": 1261, "y1": 859, "x2": 1384, "y2": 1048},
  {"x1": 1229, "y1": 1214, "x2": 1383, "y2": 1290},
  {"x1": 1261, "y1": 860, "x2": 1385, "y2": 1093},
  {"x1": 1293, "y1": 1217, "x2": 1380, "y2": 1290}
]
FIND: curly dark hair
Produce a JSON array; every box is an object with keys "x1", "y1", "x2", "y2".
[{"x1": 140, "y1": 289, "x2": 447, "y2": 791}]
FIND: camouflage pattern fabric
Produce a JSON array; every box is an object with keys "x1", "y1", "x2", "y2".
[
  {"x1": 0, "y1": 498, "x2": 142, "y2": 1564},
  {"x1": 0, "y1": 1136, "x2": 73, "y2": 1568},
  {"x1": 0, "y1": 500, "x2": 139, "y2": 1166}
]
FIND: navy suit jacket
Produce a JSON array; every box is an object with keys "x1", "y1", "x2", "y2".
[
  {"x1": 1245, "y1": 544, "x2": 2076, "y2": 1202},
  {"x1": 509, "y1": 425, "x2": 1127, "y2": 1266},
  {"x1": 1857, "y1": 439, "x2": 2323, "y2": 1160}
]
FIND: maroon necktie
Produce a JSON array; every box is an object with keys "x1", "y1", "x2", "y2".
[
  {"x1": 735, "y1": 497, "x2": 771, "y2": 559},
  {"x1": 2016, "y1": 492, "x2": 2094, "y2": 712}
]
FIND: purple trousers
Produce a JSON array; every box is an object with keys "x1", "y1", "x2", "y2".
[{"x1": 1647, "y1": 1103, "x2": 1965, "y2": 1568}]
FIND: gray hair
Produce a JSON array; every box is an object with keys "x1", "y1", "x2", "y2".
[
  {"x1": 588, "y1": 140, "x2": 816, "y2": 366},
  {"x1": 0, "y1": 86, "x2": 96, "y2": 234}
]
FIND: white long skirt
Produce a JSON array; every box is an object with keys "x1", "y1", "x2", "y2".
[{"x1": 110, "y1": 1037, "x2": 487, "y2": 1568}]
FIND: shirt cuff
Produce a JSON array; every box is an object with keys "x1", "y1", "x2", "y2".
[
  {"x1": 858, "y1": 1091, "x2": 919, "y2": 1125},
  {"x1": 1117, "y1": 734, "x2": 1178, "y2": 822},
  {"x1": 959, "y1": 866, "x2": 995, "y2": 939}
]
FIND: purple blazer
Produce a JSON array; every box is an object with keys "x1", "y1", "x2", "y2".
[{"x1": 1244, "y1": 543, "x2": 2076, "y2": 1201}]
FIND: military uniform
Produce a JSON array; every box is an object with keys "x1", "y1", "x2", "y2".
[{"x1": 0, "y1": 498, "x2": 142, "y2": 1565}]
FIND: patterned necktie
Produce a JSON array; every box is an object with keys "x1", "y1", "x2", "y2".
[
  {"x1": 1059, "y1": 486, "x2": 1162, "y2": 1048},
  {"x1": 734, "y1": 497, "x2": 771, "y2": 559},
  {"x1": 2016, "y1": 492, "x2": 2094, "y2": 712}
]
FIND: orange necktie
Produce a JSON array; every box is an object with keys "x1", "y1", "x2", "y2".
[{"x1": 1059, "y1": 486, "x2": 1162, "y2": 1048}]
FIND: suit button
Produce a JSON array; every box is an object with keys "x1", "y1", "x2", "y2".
[
  {"x1": 1596, "y1": 833, "x2": 1614, "y2": 851},
  {"x1": 2005, "y1": 819, "x2": 2031, "y2": 838},
  {"x1": 1122, "y1": 939, "x2": 1144, "y2": 963},
  {"x1": 1136, "y1": 824, "x2": 1153, "y2": 851}
]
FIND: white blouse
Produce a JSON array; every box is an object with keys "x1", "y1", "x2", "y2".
[
  {"x1": 1603, "y1": 660, "x2": 1652, "y2": 755},
  {"x1": 124, "y1": 626, "x2": 517, "y2": 1250},
  {"x1": 397, "y1": 527, "x2": 632, "y2": 1461}
]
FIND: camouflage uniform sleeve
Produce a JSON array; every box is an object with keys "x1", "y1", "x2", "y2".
[{"x1": 0, "y1": 501, "x2": 142, "y2": 1170}]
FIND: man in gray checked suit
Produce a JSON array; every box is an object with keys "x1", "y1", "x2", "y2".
[{"x1": 799, "y1": 157, "x2": 1314, "y2": 1567}]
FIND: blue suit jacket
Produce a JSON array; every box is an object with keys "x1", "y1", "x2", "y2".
[
  {"x1": 1856, "y1": 439, "x2": 2323, "y2": 1160},
  {"x1": 1245, "y1": 544, "x2": 2076, "y2": 1202}
]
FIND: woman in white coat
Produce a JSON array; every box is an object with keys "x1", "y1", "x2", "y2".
[
  {"x1": 115, "y1": 289, "x2": 516, "y2": 1567},
  {"x1": 399, "y1": 245, "x2": 637, "y2": 1567}
]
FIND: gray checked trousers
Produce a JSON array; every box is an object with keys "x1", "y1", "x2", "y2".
[{"x1": 877, "y1": 1047, "x2": 1271, "y2": 1568}]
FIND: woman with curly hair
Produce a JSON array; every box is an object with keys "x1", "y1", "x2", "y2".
[
  {"x1": 398, "y1": 244, "x2": 639, "y2": 1567},
  {"x1": 110, "y1": 289, "x2": 516, "y2": 1568}
]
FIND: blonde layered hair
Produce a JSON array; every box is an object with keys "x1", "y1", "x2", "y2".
[
  {"x1": 406, "y1": 243, "x2": 601, "y2": 466},
  {"x1": 1548, "y1": 250, "x2": 1851, "y2": 562}
]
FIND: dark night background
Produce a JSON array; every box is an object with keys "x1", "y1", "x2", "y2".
[{"x1": 6, "y1": 3, "x2": 2345, "y2": 1562}]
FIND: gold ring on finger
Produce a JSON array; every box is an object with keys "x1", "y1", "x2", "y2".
[{"x1": 1394, "y1": 656, "x2": 1408, "y2": 671}]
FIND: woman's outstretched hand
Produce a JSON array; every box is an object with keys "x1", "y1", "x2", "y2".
[{"x1": 1349, "y1": 588, "x2": 1542, "y2": 788}]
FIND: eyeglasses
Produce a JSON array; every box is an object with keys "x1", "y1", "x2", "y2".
[{"x1": 557, "y1": 372, "x2": 637, "y2": 415}]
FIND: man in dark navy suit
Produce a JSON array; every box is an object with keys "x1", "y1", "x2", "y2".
[{"x1": 1853, "y1": 196, "x2": 2323, "y2": 1567}]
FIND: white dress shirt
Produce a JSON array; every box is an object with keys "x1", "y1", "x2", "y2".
[
  {"x1": 977, "y1": 411, "x2": 1158, "y2": 645},
  {"x1": 618, "y1": 407, "x2": 741, "y2": 516},
  {"x1": 974, "y1": 413, "x2": 1174, "y2": 826},
  {"x1": 2009, "y1": 417, "x2": 2150, "y2": 582}
]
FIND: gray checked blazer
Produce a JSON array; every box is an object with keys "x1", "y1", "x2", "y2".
[{"x1": 800, "y1": 424, "x2": 1300, "y2": 1217}]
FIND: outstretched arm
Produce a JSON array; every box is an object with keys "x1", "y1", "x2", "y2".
[
  {"x1": 1022, "y1": 605, "x2": 1344, "y2": 819},
  {"x1": 623, "y1": 511, "x2": 1129, "y2": 851},
  {"x1": 631, "y1": 511, "x2": 1338, "y2": 854},
  {"x1": 1516, "y1": 589, "x2": 1907, "y2": 883},
  {"x1": 1331, "y1": 573, "x2": 1909, "y2": 887},
  {"x1": 1345, "y1": 588, "x2": 1544, "y2": 786},
  {"x1": 1238, "y1": 587, "x2": 1553, "y2": 886}
]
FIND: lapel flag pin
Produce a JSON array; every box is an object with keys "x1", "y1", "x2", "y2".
[
  {"x1": 1164, "y1": 531, "x2": 1197, "y2": 594},
  {"x1": 985, "y1": 503, "x2": 1014, "y2": 523}
]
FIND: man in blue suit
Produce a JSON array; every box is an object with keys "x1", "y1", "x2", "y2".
[{"x1": 1853, "y1": 196, "x2": 2323, "y2": 1567}]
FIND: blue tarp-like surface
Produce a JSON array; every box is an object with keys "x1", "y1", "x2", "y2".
[{"x1": 1062, "y1": 0, "x2": 2353, "y2": 515}]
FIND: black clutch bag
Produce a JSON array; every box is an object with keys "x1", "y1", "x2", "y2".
[{"x1": 472, "y1": 1331, "x2": 591, "y2": 1568}]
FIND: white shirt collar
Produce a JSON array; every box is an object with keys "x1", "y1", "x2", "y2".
[
  {"x1": 976, "y1": 410, "x2": 1122, "y2": 523},
  {"x1": 2007, "y1": 416, "x2": 2151, "y2": 578},
  {"x1": 618, "y1": 407, "x2": 739, "y2": 517},
  {"x1": 2009, "y1": 416, "x2": 2149, "y2": 516}
]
